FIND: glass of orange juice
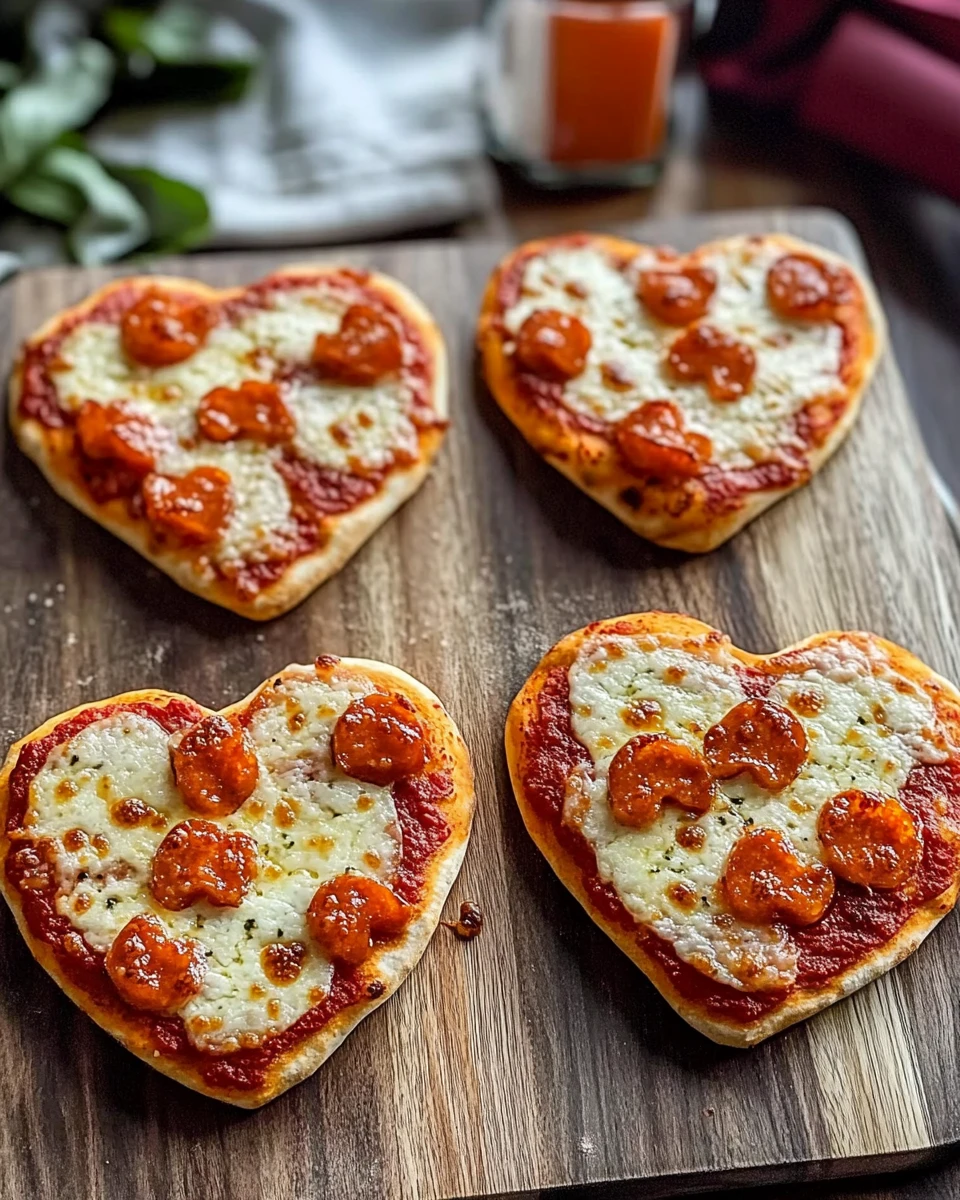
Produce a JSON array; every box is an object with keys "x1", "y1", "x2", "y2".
[{"x1": 483, "y1": 0, "x2": 692, "y2": 187}]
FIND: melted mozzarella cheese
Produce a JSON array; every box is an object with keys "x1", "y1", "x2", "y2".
[
  {"x1": 238, "y1": 286, "x2": 344, "y2": 361},
  {"x1": 50, "y1": 284, "x2": 423, "y2": 567},
  {"x1": 503, "y1": 239, "x2": 845, "y2": 468},
  {"x1": 28, "y1": 666, "x2": 400, "y2": 1052},
  {"x1": 288, "y1": 381, "x2": 418, "y2": 473},
  {"x1": 565, "y1": 634, "x2": 946, "y2": 992}
]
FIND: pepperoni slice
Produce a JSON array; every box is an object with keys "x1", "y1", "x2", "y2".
[
  {"x1": 307, "y1": 874, "x2": 407, "y2": 965},
  {"x1": 312, "y1": 304, "x2": 403, "y2": 386},
  {"x1": 614, "y1": 400, "x2": 712, "y2": 480},
  {"x1": 120, "y1": 290, "x2": 214, "y2": 367},
  {"x1": 767, "y1": 254, "x2": 855, "y2": 322},
  {"x1": 331, "y1": 692, "x2": 426, "y2": 786},
  {"x1": 703, "y1": 698, "x2": 807, "y2": 791},
  {"x1": 724, "y1": 827, "x2": 834, "y2": 926},
  {"x1": 666, "y1": 323, "x2": 756, "y2": 402},
  {"x1": 105, "y1": 914, "x2": 206, "y2": 1013},
  {"x1": 142, "y1": 466, "x2": 232, "y2": 545},
  {"x1": 818, "y1": 789, "x2": 922, "y2": 889},
  {"x1": 638, "y1": 265, "x2": 717, "y2": 325},
  {"x1": 197, "y1": 381, "x2": 295, "y2": 444},
  {"x1": 75, "y1": 400, "x2": 167, "y2": 476},
  {"x1": 171, "y1": 713, "x2": 260, "y2": 816},
  {"x1": 150, "y1": 818, "x2": 258, "y2": 911},
  {"x1": 607, "y1": 735, "x2": 715, "y2": 828},
  {"x1": 514, "y1": 309, "x2": 591, "y2": 382}
]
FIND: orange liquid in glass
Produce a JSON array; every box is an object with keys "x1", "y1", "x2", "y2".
[{"x1": 547, "y1": 3, "x2": 678, "y2": 165}]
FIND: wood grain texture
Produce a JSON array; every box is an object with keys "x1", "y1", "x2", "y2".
[{"x1": 1, "y1": 209, "x2": 959, "y2": 1200}]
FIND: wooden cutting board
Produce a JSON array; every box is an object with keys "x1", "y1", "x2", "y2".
[{"x1": 1, "y1": 209, "x2": 959, "y2": 1200}]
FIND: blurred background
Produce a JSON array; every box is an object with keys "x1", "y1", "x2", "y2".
[{"x1": 2, "y1": 0, "x2": 958, "y2": 271}]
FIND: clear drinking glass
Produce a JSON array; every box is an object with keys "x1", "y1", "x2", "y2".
[{"x1": 483, "y1": 0, "x2": 691, "y2": 188}]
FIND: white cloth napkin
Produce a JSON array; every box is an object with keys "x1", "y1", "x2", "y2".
[{"x1": 88, "y1": 0, "x2": 493, "y2": 247}]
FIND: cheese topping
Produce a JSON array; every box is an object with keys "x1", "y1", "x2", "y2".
[
  {"x1": 27, "y1": 666, "x2": 400, "y2": 1051},
  {"x1": 51, "y1": 284, "x2": 423, "y2": 567},
  {"x1": 565, "y1": 633, "x2": 946, "y2": 992},
  {"x1": 503, "y1": 238, "x2": 845, "y2": 468}
]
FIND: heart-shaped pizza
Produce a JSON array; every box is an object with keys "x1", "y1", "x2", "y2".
[
  {"x1": 10, "y1": 265, "x2": 447, "y2": 618},
  {"x1": 506, "y1": 613, "x2": 960, "y2": 1045},
  {"x1": 478, "y1": 233, "x2": 883, "y2": 552},
  {"x1": 0, "y1": 657, "x2": 473, "y2": 1105}
]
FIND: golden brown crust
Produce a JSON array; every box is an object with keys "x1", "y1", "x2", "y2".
[
  {"x1": 478, "y1": 233, "x2": 886, "y2": 553},
  {"x1": 505, "y1": 612, "x2": 960, "y2": 1046},
  {"x1": 9, "y1": 267, "x2": 448, "y2": 620},
  {"x1": 0, "y1": 660, "x2": 475, "y2": 1106}
]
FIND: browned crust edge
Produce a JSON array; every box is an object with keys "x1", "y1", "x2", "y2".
[
  {"x1": 477, "y1": 233, "x2": 886, "y2": 553},
  {"x1": 504, "y1": 612, "x2": 960, "y2": 1047},
  {"x1": 8, "y1": 267, "x2": 449, "y2": 621},
  {"x1": 0, "y1": 658, "x2": 475, "y2": 1106}
]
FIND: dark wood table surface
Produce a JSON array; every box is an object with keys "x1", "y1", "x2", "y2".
[{"x1": 458, "y1": 72, "x2": 960, "y2": 1200}]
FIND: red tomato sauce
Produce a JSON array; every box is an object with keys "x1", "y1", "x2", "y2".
[
  {"x1": 5, "y1": 700, "x2": 452, "y2": 1092},
  {"x1": 733, "y1": 664, "x2": 776, "y2": 701},
  {"x1": 699, "y1": 458, "x2": 808, "y2": 513},
  {"x1": 794, "y1": 396, "x2": 849, "y2": 449},
  {"x1": 521, "y1": 666, "x2": 960, "y2": 1026}
]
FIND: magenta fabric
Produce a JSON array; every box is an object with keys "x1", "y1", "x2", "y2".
[
  {"x1": 700, "y1": 1, "x2": 960, "y2": 201},
  {"x1": 881, "y1": 0, "x2": 960, "y2": 61}
]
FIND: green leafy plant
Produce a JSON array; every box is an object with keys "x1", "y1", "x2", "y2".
[
  {"x1": 0, "y1": 1, "x2": 260, "y2": 277},
  {"x1": 102, "y1": 2, "x2": 256, "y2": 104}
]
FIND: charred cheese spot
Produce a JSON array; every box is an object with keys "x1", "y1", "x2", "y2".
[{"x1": 262, "y1": 940, "x2": 307, "y2": 985}]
